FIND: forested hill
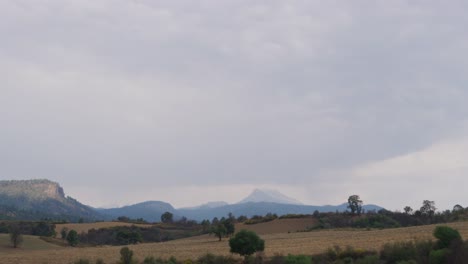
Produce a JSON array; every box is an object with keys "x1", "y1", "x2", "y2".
[{"x1": 0, "y1": 179, "x2": 102, "y2": 221}]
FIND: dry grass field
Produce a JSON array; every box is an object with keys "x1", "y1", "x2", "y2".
[{"x1": 2, "y1": 221, "x2": 468, "y2": 264}]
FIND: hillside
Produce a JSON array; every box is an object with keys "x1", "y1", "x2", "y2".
[
  {"x1": 96, "y1": 201, "x2": 177, "y2": 222},
  {"x1": 0, "y1": 179, "x2": 102, "y2": 221}
]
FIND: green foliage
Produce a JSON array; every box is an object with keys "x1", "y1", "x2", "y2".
[
  {"x1": 429, "y1": 249, "x2": 449, "y2": 264},
  {"x1": 229, "y1": 230, "x2": 265, "y2": 258},
  {"x1": 352, "y1": 214, "x2": 400, "y2": 229},
  {"x1": 116, "y1": 229, "x2": 142, "y2": 245},
  {"x1": 211, "y1": 224, "x2": 227, "y2": 241},
  {"x1": 380, "y1": 240, "x2": 434, "y2": 263},
  {"x1": 433, "y1": 225, "x2": 461, "y2": 248},
  {"x1": 67, "y1": 229, "x2": 79, "y2": 247},
  {"x1": 284, "y1": 254, "x2": 312, "y2": 264},
  {"x1": 119, "y1": 247, "x2": 135, "y2": 264}
]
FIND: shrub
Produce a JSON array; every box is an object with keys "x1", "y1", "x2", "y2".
[
  {"x1": 433, "y1": 226, "x2": 461, "y2": 249},
  {"x1": 429, "y1": 249, "x2": 449, "y2": 264},
  {"x1": 119, "y1": 247, "x2": 135, "y2": 264},
  {"x1": 284, "y1": 254, "x2": 312, "y2": 264},
  {"x1": 380, "y1": 241, "x2": 417, "y2": 263}
]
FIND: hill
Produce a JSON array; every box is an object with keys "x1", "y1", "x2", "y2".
[
  {"x1": 0, "y1": 179, "x2": 102, "y2": 221},
  {"x1": 96, "y1": 201, "x2": 177, "y2": 222}
]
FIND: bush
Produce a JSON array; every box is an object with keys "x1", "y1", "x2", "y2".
[
  {"x1": 119, "y1": 247, "x2": 135, "y2": 264},
  {"x1": 380, "y1": 241, "x2": 417, "y2": 263},
  {"x1": 433, "y1": 226, "x2": 461, "y2": 249},
  {"x1": 429, "y1": 249, "x2": 449, "y2": 264},
  {"x1": 284, "y1": 254, "x2": 312, "y2": 264}
]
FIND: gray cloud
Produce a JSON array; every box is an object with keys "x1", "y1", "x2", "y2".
[{"x1": 1, "y1": 1, "x2": 468, "y2": 209}]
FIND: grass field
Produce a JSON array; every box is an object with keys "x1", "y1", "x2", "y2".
[
  {"x1": 0, "y1": 234, "x2": 61, "y2": 251},
  {"x1": 2, "y1": 221, "x2": 468, "y2": 264}
]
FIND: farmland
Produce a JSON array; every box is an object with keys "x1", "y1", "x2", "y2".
[{"x1": 1, "y1": 220, "x2": 468, "y2": 264}]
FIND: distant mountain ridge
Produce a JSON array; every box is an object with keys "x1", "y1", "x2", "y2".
[
  {"x1": 0, "y1": 179, "x2": 385, "y2": 222},
  {"x1": 0, "y1": 179, "x2": 102, "y2": 221}
]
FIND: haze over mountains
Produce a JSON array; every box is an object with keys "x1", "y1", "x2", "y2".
[{"x1": 0, "y1": 179, "x2": 383, "y2": 222}]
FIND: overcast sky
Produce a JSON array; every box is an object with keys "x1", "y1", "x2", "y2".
[{"x1": 1, "y1": 0, "x2": 467, "y2": 211}]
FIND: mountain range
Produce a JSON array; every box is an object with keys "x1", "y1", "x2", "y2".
[{"x1": 0, "y1": 179, "x2": 383, "y2": 222}]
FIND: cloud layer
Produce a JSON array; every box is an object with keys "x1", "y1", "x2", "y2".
[{"x1": 1, "y1": 1, "x2": 468, "y2": 210}]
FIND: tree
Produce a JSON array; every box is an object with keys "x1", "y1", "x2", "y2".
[
  {"x1": 161, "y1": 212, "x2": 173, "y2": 223},
  {"x1": 347, "y1": 195, "x2": 363, "y2": 215},
  {"x1": 223, "y1": 219, "x2": 235, "y2": 237},
  {"x1": 9, "y1": 224, "x2": 23, "y2": 248},
  {"x1": 61, "y1": 227, "x2": 69, "y2": 240},
  {"x1": 420, "y1": 200, "x2": 436, "y2": 217},
  {"x1": 119, "y1": 246, "x2": 134, "y2": 264},
  {"x1": 211, "y1": 223, "x2": 227, "y2": 241},
  {"x1": 453, "y1": 204, "x2": 464, "y2": 213},
  {"x1": 433, "y1": 226, "x2": 461, "y2": 248},
  {"x1": 229, "y1": 230, "x2": 265, "y2": 261},
  {"x1": 403, "y1": 206, "x2": 413, "y2": 215},
  {"x1": 67, "y1": 229, "x2": 79, "y2": 247}
]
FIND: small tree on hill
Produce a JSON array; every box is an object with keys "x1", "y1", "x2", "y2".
[
  {"x1": 67, "y1": 229, "x2": 79, "y2": 247},
  {"x1": 229, "y1": 230, "x2": 265, "y2": 262},
  {"x1": 9, "y1": 224, "x2": 23, "y2": 248}
]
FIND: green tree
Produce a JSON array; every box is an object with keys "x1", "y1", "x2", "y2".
[
  {"x1": 211, "y1": 223, "x2": 227, "y2": 241},
  {"x1": 347, "y1": 195, "x2": 363, "y2": 215},
  {"x1": 223, "y1": 219, "x2": 235, "y2": 237},
  {"x1": 161, "y1": 212, "x2": 173, "y2": 223},
  {"x1": 67, "y1": 229, "x2": 79, "y2": 247},
  {"x1": 229, "y1": 230, "x2": 265, "y2": 262},
  {"x1": 433, "y1": 226, "x2": 461, "y2": 249},
  {"x1": 9, "y1": 224, "x2": 23, "y2": 248}
]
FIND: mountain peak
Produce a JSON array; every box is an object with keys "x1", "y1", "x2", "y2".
[
  {"x1": 0, "y1": 179, "x2": 65, "y2": 201},
  {"x1": 237, "y1": 188, "x2": 303, "y2": 205}
]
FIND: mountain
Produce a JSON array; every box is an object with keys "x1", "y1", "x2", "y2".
[
  {"x1": 237, "y1": 189, "x2": 303, "y2": 205},
  {"x1": 178, "y1": 202, "x2": 383, "y2": 221},
  {"x1": 96, "y1": 201, "x2": 177, "y2": 222},
  {"x1": 180, "y1": 201, "x2": 229, "y2": 210},
  {"x1": 0, "y1": 180, "x2": 385, "y2": 223},
  {"x1": 0, "y1": 179, "x2": 102, "y2": 221}
]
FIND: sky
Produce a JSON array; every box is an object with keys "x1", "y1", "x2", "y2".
[{"x1": 1, "y1": 0, "x2": 467, "y2": 211}]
